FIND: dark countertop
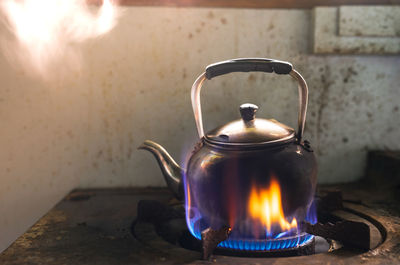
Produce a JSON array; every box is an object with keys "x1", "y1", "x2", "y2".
[{"x1": 1, "y1": 184, "x2": 400, "y2": 265}]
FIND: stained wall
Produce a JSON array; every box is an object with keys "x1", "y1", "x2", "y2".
[{"x1": 0, "y1": 6, "x2": 399, "y2": 252}]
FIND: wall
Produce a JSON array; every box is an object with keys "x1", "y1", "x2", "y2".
[{"x1": 0, "y1": 6, "x2": 399, "y2": 252}]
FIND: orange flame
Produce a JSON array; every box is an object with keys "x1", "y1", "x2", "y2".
[{"x1": 248, "y1": 177, "x2": 297, "y2": 236}]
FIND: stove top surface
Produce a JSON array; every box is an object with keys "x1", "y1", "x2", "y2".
[{"x1": 1, "y1": 182, "x2": 399, "y2": 265}]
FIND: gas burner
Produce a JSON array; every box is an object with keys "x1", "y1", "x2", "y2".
[
  {"x1": 131, "y1": 189, "x2": 388, "y2": 260},
  {"x1": 132, "y1": 200, "x2": 317, "y2": 258},
  {"x1": 215, "y1": 232, "x2": 314, "y2": 252}
]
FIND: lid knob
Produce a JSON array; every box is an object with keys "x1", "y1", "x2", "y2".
[{"x1": 239, "y1": 103, "x2": 258, "y2": 121}]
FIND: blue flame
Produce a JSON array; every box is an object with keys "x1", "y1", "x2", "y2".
[
  {"x1": 185, "y1": 210, "x2": 314, "y2": 251},
  {"x1": 217, "y1": 233, "x2": 313, "y2": 251},
  {"x1": 306, "y1": 199, "x2": 318, "y2": 225},
  {"x1": 184, "y1": 173, "x2": 317, "y2": 251}
]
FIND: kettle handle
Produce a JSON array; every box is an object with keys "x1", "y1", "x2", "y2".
[{"x1": 191, "y1": 58, "x2": 308, "y2": 143}]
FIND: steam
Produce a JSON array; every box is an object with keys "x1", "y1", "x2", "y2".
[{"x1": 0, "y1": 0, "x2": 119, "y2": 80}]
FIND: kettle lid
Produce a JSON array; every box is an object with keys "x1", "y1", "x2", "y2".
[{"x1": 205, "y1": 103, "x2": 295, "y2": 147}]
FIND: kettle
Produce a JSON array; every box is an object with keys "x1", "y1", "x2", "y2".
[{"x1": 139, "y1": 58, "x2": 317, "y2": 241}]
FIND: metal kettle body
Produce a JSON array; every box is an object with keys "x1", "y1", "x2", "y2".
[
  {"x1": 140, "y1": 58, "x2": 317, "y2": 242},
  {"x1": 185, "y1": 137, "x2": 317, "y2": 239}
]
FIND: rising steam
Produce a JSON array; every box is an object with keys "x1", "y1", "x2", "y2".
[{"x1": 0, "y1": 0, "x2": 119, "y2": 80}]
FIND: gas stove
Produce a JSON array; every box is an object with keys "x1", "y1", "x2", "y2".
[
  {"x1": 132, "y1": 185, "x2": 399, "y2": 263},
  {"x1": 0, "y1": 151, "x2": 399, "y2": 265}
]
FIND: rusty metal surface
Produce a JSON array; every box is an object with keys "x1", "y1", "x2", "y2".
[
  {"x1": 1, "y1": 185, "x2": 400, "y2": 265},
  {"x1": 201, "y1": 226, "x2": 231, "y2": 260},
  {"x1": 303, "y1": 221, "x2": 370, "y2": 250}
]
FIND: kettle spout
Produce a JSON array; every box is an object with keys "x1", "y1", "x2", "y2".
[{"x1": 139, "y1": 140, "x2": 184, "y2": 200}]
